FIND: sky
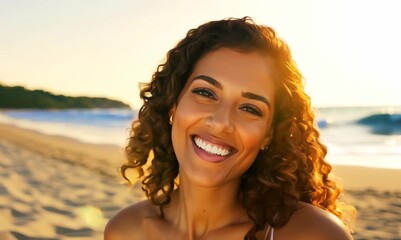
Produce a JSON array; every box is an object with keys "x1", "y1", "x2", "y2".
[{"x1": 1, "y1": 0, "x2": 400, "y2": 110}]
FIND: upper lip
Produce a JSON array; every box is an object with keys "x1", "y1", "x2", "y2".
[{"x1": 191, "y1": 134, "x2": 237, "y2": 152}]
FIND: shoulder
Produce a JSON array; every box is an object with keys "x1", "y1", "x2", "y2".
[
  {"x1": 104, "y1": 200, "x2": 159, "y2": 240},
  {"x1": 276, "y1": 202, "x2": 353, "y2": 240}
]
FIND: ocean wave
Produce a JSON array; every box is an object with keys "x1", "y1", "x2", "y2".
[
  {"x1": 356, "y1": 114, "x2": 401, "y2": 135},
  {"x1": 1, "y1": 109, "x2": 137, "y2": 127}
]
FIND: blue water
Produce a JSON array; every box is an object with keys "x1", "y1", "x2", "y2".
[
  {"x1": 3, "y1": 108, "x2": 134, "y2": 128},
  {"x1": 315, "y1": 106, "x2": 401, "y2": 169},
  {"x1": 0, "y1": 106, "x2": 400, "y2": 169},
  {"x1": 0, "y1": 108, "x2": 137, "y2": 147}
]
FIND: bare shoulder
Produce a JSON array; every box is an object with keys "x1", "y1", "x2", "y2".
[
  {"x1": 104, "y1": 200, "x2": 159, "y2": 240},
  {"x1": 277, "y1": 202, "x2": 353, "y2": 240}
]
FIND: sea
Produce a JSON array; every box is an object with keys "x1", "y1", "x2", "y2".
[{"x1": 0, "y1": 106, "x2": 400, "y2": 170}]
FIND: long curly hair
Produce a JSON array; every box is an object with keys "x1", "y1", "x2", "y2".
[{"x1": 123, "y1": 17, "x2": 347, "y2": 239}]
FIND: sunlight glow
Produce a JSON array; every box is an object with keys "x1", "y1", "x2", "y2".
[
  {"x1": 0, "y1": 0, "x2": 400, "y2": 109},
  {"x1": 77, "y1": 205, "x2": 105, "y2": 230}
]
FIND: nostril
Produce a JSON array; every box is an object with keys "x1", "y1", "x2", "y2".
[{"x1": 204, "y1": 113, "x2": 235, "y2": 134}]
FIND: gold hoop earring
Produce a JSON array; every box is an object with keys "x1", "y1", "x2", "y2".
[{"x1": 169, "y1": 115, "x2": 174, "y2": 125}]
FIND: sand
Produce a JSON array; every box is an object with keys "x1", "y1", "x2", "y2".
[
  {"x1": 0, "y1": 123, "x2": 400, "y2": 239},
  {"x1": 0, "y1": 124, "x2": 144, "y2": 239}
]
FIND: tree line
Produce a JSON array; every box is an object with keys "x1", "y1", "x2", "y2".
[{"x1": 0, "y1": 83, "x2": 130, "y2": 109}]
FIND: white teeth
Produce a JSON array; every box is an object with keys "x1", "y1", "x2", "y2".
[{"x1": 194, "y1": 136, "x2": 231, "y2": 156}]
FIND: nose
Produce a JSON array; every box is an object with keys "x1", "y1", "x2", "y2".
[{"x1": 205, "y1": 104, "x2": 235, "y2": 134}]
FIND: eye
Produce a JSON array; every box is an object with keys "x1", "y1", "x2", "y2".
[
  {"x1": 240, "y1": 104, "x2": 263, "y2": 117},
  {"x1": 191, "y1": 88, "x2": 217, "y2": 100}
]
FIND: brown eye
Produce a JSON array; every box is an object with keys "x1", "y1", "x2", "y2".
[
  {"x1": 240, "y1": 105, "x2": 263, "y2": 116},
  {"x1": 192, "y1": 88, "x2": 217, "y2": 100}
]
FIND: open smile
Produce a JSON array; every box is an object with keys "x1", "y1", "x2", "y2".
[{"x1": 191, "y1": 135, "x2": 237, "y2": 163}]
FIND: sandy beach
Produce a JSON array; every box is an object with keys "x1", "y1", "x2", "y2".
[{"x1": 0, "y1": 123, "x2": 400, "y2": 239}]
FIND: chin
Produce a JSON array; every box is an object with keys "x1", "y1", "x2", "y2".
[{"x1": 178, "y1": 162, "x2": 239, "y2": 188}]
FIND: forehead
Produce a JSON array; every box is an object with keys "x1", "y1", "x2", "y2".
[{"x1": 187, "y1": 47, "x2": 275, "y2": 97}]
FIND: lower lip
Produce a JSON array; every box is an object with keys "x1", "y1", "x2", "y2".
[{"x1": 191, "y1": 138, "x2": 230, "y2": 163}]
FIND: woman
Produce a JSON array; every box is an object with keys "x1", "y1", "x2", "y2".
[{"x1": 105, "y1": 17, "x2": 353, "y2": 240}]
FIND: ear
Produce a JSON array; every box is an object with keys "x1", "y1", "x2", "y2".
[{"x1": 260, "y1": 129, "x2": 273, "y2": 150}]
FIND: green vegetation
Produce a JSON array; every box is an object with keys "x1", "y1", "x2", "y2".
[{"x1": 0, "y1": 83, "x2": 130, "y2": 109}]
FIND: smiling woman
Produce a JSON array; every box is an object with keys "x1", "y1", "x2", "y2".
[
  {"x1": 105, "y1": 17, "x2": 354, "y2": 240},
  {"x1": 171, "y1": 49, "x2": 275, "y2": 188}
]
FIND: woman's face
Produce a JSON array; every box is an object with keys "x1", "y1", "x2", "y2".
[{"x1": 171, "y1": 47, "x2": 276, "y2": 187}]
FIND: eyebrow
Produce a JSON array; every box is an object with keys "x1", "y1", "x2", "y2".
[
  {"x1": 192, "y1": 74, "x2": 271, "y2": 109},
  {"x1": 192, "y1": 75, "x2": 222, "y2": 89},
  {"x1": 241, "y1": 92, "x2": 271, "y2": 109}
]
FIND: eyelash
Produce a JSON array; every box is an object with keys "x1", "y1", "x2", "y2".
[
  {"x1": 240, "y1": 105, "x2": 263, "y2": 116},
  {"x1": 192, "y1": 88, "x2": 216, "y2": 100},
  {"x1": 192, "y1": 88, "x2": 263, "y2": 117}
]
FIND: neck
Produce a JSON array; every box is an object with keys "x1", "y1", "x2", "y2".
[{"x1": 164, "y1": 171, "x2": 249, "y2": 239}]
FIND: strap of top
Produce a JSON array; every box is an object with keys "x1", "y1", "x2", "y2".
[
  {"x1": 264, "y1": 225, "x2": 274, "y2": 240},
  {"x1": 264, "y1": 213, "x2": 278, "y2": 240}
]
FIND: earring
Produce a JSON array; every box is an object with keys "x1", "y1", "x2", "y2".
[
  {"x1": 260, "y1": 145, "x2": 269, "y2": 151},
  {"x1": 169, "y1": 115, "x2": 174, "y2": 125}
]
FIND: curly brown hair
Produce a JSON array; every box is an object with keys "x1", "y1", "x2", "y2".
[{"x1": 123, "y1": 17, "x2": 346, "y2": 239}]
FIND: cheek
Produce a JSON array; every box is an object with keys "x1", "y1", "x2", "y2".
[
  {"x1": 239, "y1": 122, "x2": 268, "y2": 151},
  {"x1": 229, "y1": 123, "x2": 267, "y2": 177},
  {"x1": 174, "y1": 102, "x2": 198, "y2": 130},
  {"x1": 245, "y1": 135, "x2": 262, "y2": 150},
  {"x1": 171, "y1": 99, "x2": 204, "y2": 156},
  {"x1": 173, "y1": 97, "x2": 210, "y2": 127}
]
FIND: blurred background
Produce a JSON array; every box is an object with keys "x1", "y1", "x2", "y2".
[
  {"x1": 1, "y1": 0, "x2": 400, "y2": 169},
  {"x1": 0, "y1": 0, "x2": 400, "y2": 239}
]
